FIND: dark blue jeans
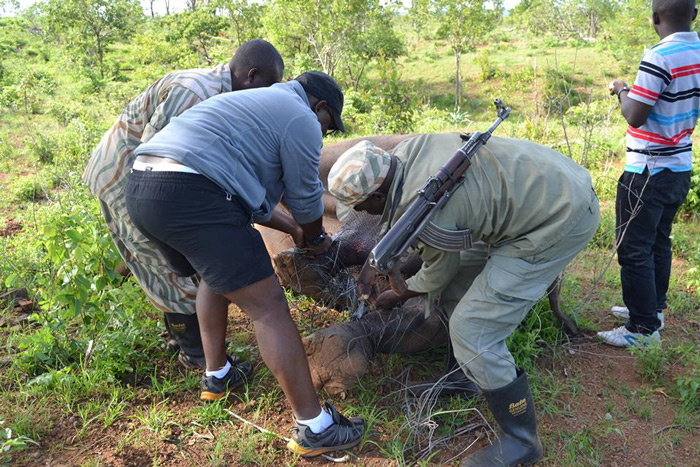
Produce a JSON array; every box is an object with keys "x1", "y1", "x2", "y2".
[{"x1": 616, "y1": 169, "x2": 691, "y2": 333}]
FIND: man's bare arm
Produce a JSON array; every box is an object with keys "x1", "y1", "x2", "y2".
[{"x1": 610, "y1": 80, "x2": 654, "y2": 128}]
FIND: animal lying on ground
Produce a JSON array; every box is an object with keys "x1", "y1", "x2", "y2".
[{"x1": 258, "y1": 135, "x2": 579, "y2": 395}]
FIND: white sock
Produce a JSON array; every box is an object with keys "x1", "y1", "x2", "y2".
[
  {"x1": 205, "y1": 360, "x2": 231, "y2": 379},
  {"x1": 297, "y1": 408, "x2": 333, "y2": 434}
]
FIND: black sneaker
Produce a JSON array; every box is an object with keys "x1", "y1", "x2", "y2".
[
  {"x1": 181, "y1": 352, "x2": 242, "y2": 371},
  {"x1": 200, "y1": 356, "x2": 252, "y2": 401},
  {"x1": 287, "y1": 402, "x2": 365, "y2": 457}
]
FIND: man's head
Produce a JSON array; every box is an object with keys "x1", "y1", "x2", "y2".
[
  {"x1": 652, "y1": 0, "x2": 697, "y2": 34},
  {"x1": 294, "y1": 71, "x2": 345, "y2": 136},
  {"x1": 328, "y1": 140, "x2": 394, "y2": 221},
  {"x1": 229, "y1": 39, "x2": 284, "y2": 91}
]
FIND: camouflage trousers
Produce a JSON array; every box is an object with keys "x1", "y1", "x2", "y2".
[{"x1": 99, "y1": 198, "x2": 198, "y2": 315}]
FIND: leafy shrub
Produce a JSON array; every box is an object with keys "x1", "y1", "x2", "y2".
[
  {"x1": 4, "y1": 188, "x2": 161, "y2": 380},
  {"x1": 12, "y1": 175, "x2": 49, "y2": 202},
  {"x1": 507, "y1": 301, "x2": 564, "y2": 373},
  {"x1": 48, "y1": 102, "x2": 83, "y2": 127},
  {"x1": 676, "y1": 366, "x2": 700, "y2": 410},
  {"x1": 346, "y1": 58, "x2": 417, "y2": 135},
  {"x1": 370, "y1": 60, "x2": 416, "y2": 134},
  {"x1": 565, "y1": 99, "x2": 616, "y2": 128},
  {"x1": 679, "y1": 157, "x2": 700, "y2": 214},
  {"x1": 630, "y1": 342, "x2": 667, "y2": 384},
  {"x1": 26, "y1": 132, "x2": 59, "y2": 164},
  {"x1": 475, "y1": 50, "x2": 497, "y2": 82},
  {"x1": 542, "y1": 67, "x2": 584, "y2": 115}
]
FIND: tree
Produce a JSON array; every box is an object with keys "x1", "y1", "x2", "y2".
[
  {"x1": 409, "y1": 0, "x2": 432, "y2": 44},
  {"x1": 163, "y1": 8, "x2": 226, "y2": 64},
  {"x1": 0, "y1": 0, "x2": 19, "y2": 14},
  {"x1": 45, "y1": 0, "x2": 143, "y2": 78},
  {"x1": 510, "y1": 0, "x2": 617, "y2": 40},
  {"x1": 431, "y1": 0, "x2": 502, "y2": 110},
  {"x1": 344, "y1": 14, "x2": 404, "y2": 89},
  {"x1": 214, "y1": 0, "x2": 264, "y2": 47},
  {"x1": 263, "y1": 0, "x2": 403, "y2": 88},
  {"x1": 601, "y1": 0, "x2": 656, "y2": 71}
]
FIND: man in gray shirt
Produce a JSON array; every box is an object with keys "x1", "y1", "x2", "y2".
[{"x1": 126, "y1": 72, "x2": 364, "y2": 457}]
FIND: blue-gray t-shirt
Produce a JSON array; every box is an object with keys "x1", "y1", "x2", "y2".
[{"x1": 133, "y1": 81, "x2": 325, "y2": 224}]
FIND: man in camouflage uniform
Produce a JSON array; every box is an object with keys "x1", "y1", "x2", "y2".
[
  {"x1": 83, "y1": 40, "x2": 284, "y2": 369},
  {"x1": 328, "y1": 134, "x2": 599, "y2": 467}
]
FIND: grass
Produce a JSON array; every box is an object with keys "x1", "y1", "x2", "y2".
[{"x1": 0, "y1": 15, "x2": 699, "y2": 466}]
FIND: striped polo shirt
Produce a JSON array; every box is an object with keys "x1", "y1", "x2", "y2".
[{"x1": 626, "y1": 31, "x2": 700, "y2": 175}]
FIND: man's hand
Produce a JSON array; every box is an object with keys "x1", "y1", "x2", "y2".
[
  {"x1": 376, "y1": 287, "x2": 423, "y2": 309},
  {"x1": 304, "y1": 234, "x2": 332, "y2": 258},
  {"x1": 357, "y1": 257, "x2": 379, "y2": 303},
  {"x1": 291, "y1": 224, "x2": 305, "y2": 248},
  {"x1": 375, "y1": 289, "x2": 401, "y2": 309},
  {"x1": 608, "y1": 80, "x2": 629, "y2": 96},
  {"x1": 609, "y1": 79, "x2": 653, "y2": 128}
]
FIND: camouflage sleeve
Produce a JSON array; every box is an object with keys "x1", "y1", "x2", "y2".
[{"x1": 141, "y1": 85, "x2": 202, "y2": 144}]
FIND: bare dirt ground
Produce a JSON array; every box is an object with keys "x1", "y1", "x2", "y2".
[{"x1": 7, "y1": 308, "x2": 700, "y2": 466}]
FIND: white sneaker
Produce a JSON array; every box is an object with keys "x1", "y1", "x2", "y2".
[
  {"x1": 610, "y1": 306, "x2": 664, "y2": 330},
  {"x1": 597, "y1": 325, "x2": 661, "y2": 348},
  {"x1": 610, "y1": 305, "x2": 629, "y2": 318}
]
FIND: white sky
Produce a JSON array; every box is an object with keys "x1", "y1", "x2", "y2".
[{"x1": 11, "y1": 0, "x2": 522, "y2": 17}]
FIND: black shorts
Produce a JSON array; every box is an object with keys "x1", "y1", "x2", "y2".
[{"x1": 125, "y1": 170, "x2": 274, "y2": 295}]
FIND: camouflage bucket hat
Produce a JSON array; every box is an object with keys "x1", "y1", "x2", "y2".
[{"x1": 328, "y1": 140, "x2": 392, "y2": 222}]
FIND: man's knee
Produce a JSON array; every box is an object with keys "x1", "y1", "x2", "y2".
[{"x1": 617, "y1": 243, "x2": 652, "y2": 267}]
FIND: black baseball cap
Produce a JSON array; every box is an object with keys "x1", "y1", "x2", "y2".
[{"x1": 294, "y1": 71, "x2": 346, "y2": 132}]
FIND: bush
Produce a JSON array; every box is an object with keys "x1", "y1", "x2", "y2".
[
  {"x1": 542, "y1": 67, "x2": 584, "y2": 115},
  {"x1": 12, "y1": 175, "x2": 49, "y2": 202},
  {"x1": 3, "y1": 188, "x2": 161, "y2": 380},
  {"x1": 630, "y1": 342, "x2": 668, "y2": 384},
  {"x1": 680, "y1": 156, "x2": 700, "y2": 214},
  {"x1": 676, "y1": 366, "x2": 700, "y2": 410},
  {"x1": 475, "y1": 50, "x2": 498, "y2": 82},
  {"x1": 26, "y1": 132, "x2": 59, "y2": 164}
]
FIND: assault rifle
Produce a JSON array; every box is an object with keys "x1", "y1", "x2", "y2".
[{"x1": 368, "y1": 99, "x2": 510, "y2": 276}]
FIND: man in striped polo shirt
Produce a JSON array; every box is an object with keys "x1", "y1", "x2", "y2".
[
  {"x1": 601, "y1": 0, "x2": 698, "y2": 347},
  {"x1": 83, "y1": 40, "x2": 284, "y2": 367}
]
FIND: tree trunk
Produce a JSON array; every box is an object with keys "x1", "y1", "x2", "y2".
[
  {"x1": 164, "y1": 0, "x2": 170, "y2": 15},
  {"x1": 454, "y1": 48, "x2": 461, "y2": 111},
  {"x1": 150, "y1": 0, "x2": 155, "y2": 18},
  {"x1": 97, "y1": 36, "x2": 104, "y2": 79}
]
